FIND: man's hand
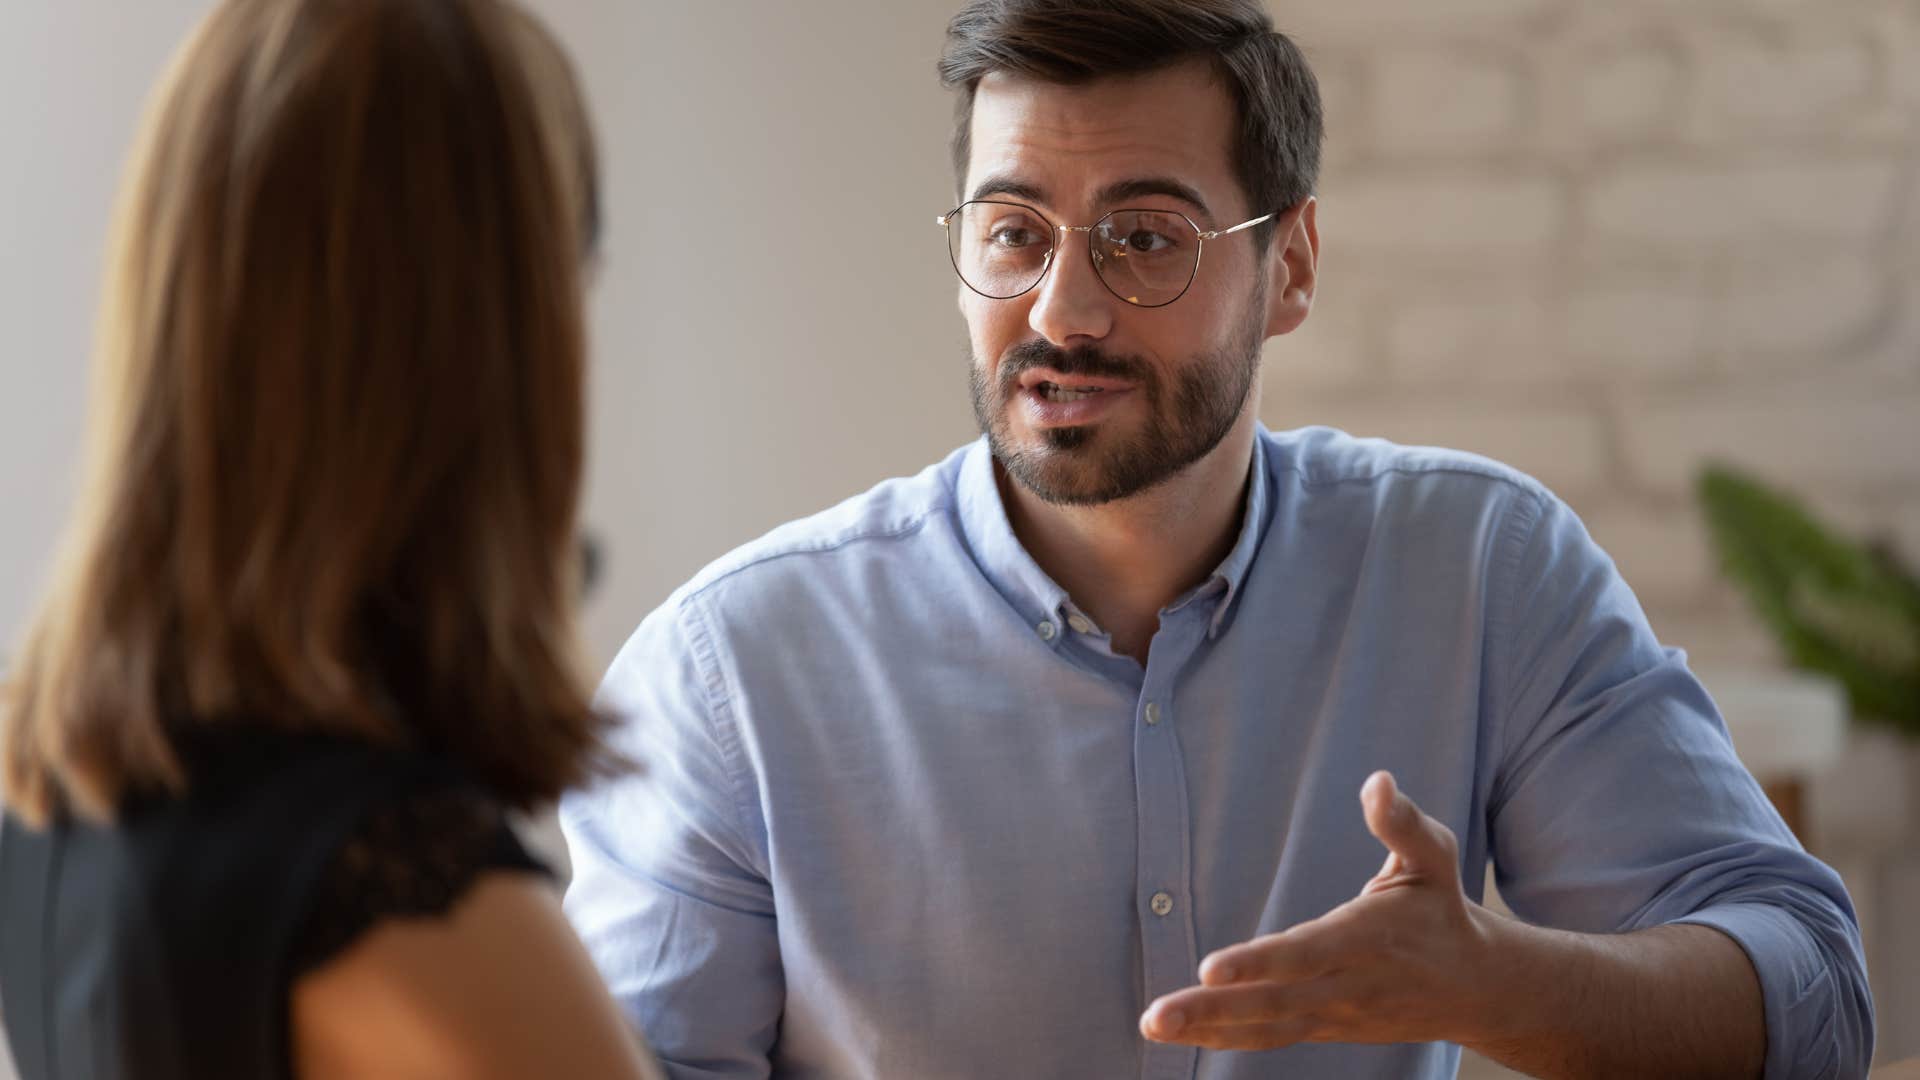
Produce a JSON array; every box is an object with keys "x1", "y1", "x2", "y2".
[{"x1": 1140, "y1": 770, "x2": 1500, "y2": 1051}]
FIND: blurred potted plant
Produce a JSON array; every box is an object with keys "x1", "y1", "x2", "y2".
[
  {"x1": 1697, "y1": 463, "x2": 1920, "y2": 740},
  {"x1": 1695, "y1": 464, "x2": 1920, "y2": 843}
]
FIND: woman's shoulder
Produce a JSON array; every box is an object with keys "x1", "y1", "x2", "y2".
[
  {"x1": 0, "y1": 726, "x2": 527, "y2": 1078},
  {"x1": 288, "y1": 756, "x2": 550, "y2": 976},
  {"x1": 163, "y1": 724, "x2": 552, "y2": 973}
]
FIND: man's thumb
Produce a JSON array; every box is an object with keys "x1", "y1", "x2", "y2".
[{"x1": 1361, "y1": 770, "x2": 1456, "y2": 876}]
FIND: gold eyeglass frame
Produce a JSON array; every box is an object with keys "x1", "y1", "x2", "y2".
[{"x1": 937, "y1": 199, "x2": 1277, "y2": 308}]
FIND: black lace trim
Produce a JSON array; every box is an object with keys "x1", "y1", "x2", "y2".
[{"x1": 289, "y1": 784, "x2": 549, "y2": 975}]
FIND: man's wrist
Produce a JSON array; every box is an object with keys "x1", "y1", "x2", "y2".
[
  {"x1": 1450, "y1": 910, "x2": 1766, "y2": 1079},
  {"x1": 1453, "y1": 903, "x2": 1585, "y2": 1062}
]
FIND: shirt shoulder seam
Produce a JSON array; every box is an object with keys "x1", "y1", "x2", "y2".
[
  {"x1": 1273, "y1": 456, "x2": 1546, "y2": 496},
  {"x1": 682, "y1": 500, "x2": 957, "y2": 602},
  {"x1": 671, "y1": 591, "x2": 770, "y2": 877},
  {"x1": 1486, "y1": 484, "x2": 1551, "y2": 812}
]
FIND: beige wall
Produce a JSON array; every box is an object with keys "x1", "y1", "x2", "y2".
[
  {"x1": 2, "y1": 0, "x2": 1916, "y2": 1073},
  {"x1": 529, "y1": 0, "x2": 974, "y2": 659},
  {"x1": 0, "y1": 0, "x2": 973, "y2": 668}
]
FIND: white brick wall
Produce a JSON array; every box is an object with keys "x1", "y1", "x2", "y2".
[
  {"x1": 1580, "y1": 503, "x2": 1719, "y2": 602},
  {"x1": 1899, "y1": 505, "x2": 1920, "y2": 563},
  {"x1": 1259, "y1": 2, "x2": 1920, "y2": 1060},
  {"x1": 1260, "y1": 0, "x2": 1920, "y2": 648},
  {"x1": 1620, "y1": 391, "x2": 1920, "y2": 493},
  {"x1": 1696, "y1": 29, "x2": 1877, "y2": 133},
  {"x1": 1573, "y1": 39, "x2": 1687, "y2": 143},
  {"x1": 1327, "y1": 172, "x2": 1568, "y2": 255},
  {"x1": 1383, "y1": 291, "x2": 1560, "y2": 383},
  {"x1": 1585, "y1": 159, "x2": 1903, "y2": 247},
  {"x1": 1275, "y1": 0, "x2": 1567, "y2": 39},
  {"x1": 1263, "y1": 394, "x2": 1612, "y2": 496},
  {"x1": 1565, "y1": 273, "x2": 1710, "y2": 375},
  {"x1": 1712, "y1": 254, "x2": 1886, "y2": 360},
  {"x1": 1369, "y1": 48, "x2": 1529, "y2": 155}
]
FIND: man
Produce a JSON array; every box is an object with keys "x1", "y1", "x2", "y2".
[{"x1": 563, "y1": 1, "x2": 1874, "y2": 1076}]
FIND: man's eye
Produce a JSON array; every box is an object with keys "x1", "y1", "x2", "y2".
[
  {"x1": 990, "y1": 226, "x2": 1040, "y2": 248},
  {"x1": 1124, "y1": 230, "x2": 1173, "y2": 253}
]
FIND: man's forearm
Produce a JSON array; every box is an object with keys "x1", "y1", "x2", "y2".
[{"x1": 1460, "y1": 913, "x2": 1766, "y2": 1080}]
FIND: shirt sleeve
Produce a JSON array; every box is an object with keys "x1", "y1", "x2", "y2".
[
  {"x1": 1484, "y1": 487, "x2": 1874, "y2": 1080},
  {"x1": 560, "y1": 594, "x2": 784, "y2": 1080}
]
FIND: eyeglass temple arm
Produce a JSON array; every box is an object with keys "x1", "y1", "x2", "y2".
[{"x1": 1200, "y1": 210, "x2": 1278, "y2": 241}]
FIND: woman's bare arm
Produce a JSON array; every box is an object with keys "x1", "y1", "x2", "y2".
[{"x1": 292, "y1": 872, "x2": 660, "y2": 1079}]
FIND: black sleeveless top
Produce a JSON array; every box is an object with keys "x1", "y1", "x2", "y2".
[{"x1": 0, "y1": 728, "x2": 547, "y2": 1079}]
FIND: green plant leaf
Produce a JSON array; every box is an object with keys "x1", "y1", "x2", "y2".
[{"x1": 1697, "y1": 463, "x2": 1920, "y2": 736}]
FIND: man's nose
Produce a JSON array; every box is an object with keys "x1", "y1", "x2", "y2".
[{"x1": 1027, "y1": 226, "x2": 1115, "y2": 348}]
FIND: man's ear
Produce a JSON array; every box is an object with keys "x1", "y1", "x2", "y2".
[{"x1": 1264, "y1": 196, "x2": 1318, "y2": 337}]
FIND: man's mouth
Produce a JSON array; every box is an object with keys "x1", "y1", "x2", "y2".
[{"x1": 1035, "y1": 381, "x2": 1107, "y2": 403}]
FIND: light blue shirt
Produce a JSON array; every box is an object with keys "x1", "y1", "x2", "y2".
[{"x1": 563, "y1": 426, "x2": 1872, "y2": 1079}]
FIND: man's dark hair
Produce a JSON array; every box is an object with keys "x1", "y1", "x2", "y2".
[{"x1": 938, "y1": 0, "x2": 1322, "y2": 249}]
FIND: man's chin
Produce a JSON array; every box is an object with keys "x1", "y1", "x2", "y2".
[
  {"x1": 1007, "y1": 467, "x2": 1115, "y2": 507},
  {"x1": 1002, "y1": 422, "x2": 1108, "y2": 476},
  {"x1": 1037, "y1": 424, "x2": 1097, "y2": 451},
  {"x1": 997, "y1": 437, "x2": 1129, "y2": 507}
]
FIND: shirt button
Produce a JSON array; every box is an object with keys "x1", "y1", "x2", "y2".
[
  {"x1": 1144, "y1": 702, "x2": 1163, "y2": 726},
  {"x1": 1067, "y1": 613, "x2": 1094, "y2": 634},
  {"x1": 1150, "y1": 891, "x2": 1175, "y2": 917},
  {"x1": 1036, "y1": 620, "x2": 1057, "y2": 641}
]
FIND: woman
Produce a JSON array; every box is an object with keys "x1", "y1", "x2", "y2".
[{"x1": 0, "y1": 1, "x2": 661, "y2": 1076}]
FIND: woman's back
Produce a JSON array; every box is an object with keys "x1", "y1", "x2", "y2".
[
  {"x1": 1, "y1": 729, "x2": 656, "y2": 1078},
  {"x1": 2, "y1": 731, "x2": 497, "y2": 1076},
  {"x1": 0, "y1": 0, "x2": 655, "y2": 1074}
]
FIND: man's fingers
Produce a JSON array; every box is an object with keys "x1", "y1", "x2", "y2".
[
  {"x1": 1198, "y1": 909, "x2": 1359, "y2": 987},
  {"x1": 1144, "y1": 1015, "x2": 1316, "y2": 1052},
  {"x1": 1360, "y1": 770, "x2": 1457, "y2": 879},
  {"x1": 1141, "y1": 979, "x2": 1342, "y2": 1044}
]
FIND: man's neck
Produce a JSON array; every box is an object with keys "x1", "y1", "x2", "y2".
[{"x1": 1000, "y1": 418, "x2": 1257, "y2": 666}]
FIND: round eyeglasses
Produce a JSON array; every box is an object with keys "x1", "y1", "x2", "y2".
[{"x1": 937, "y1": 199, "x2": 1276, "y2": 308}]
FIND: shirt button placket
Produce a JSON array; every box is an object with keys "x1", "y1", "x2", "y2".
[{"x1": 1133, "y1": 616, "x2": 1202, "y2": 1079}]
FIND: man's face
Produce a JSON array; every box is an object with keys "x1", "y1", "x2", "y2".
[{"x1": 960, "y1": 60, "x2": 1275, "y2": 506}]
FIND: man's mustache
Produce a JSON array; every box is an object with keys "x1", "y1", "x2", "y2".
[{"x1": 998, "y1": 340, "x2": 1149, "y2": 386}]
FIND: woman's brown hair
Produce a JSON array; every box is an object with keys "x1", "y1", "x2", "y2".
[{"x1": 2, "y1": 0, "x2": 618, "y2": 825}]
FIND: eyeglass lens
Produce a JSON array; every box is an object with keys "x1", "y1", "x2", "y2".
[{"x1": 945, "y1": 200, "x2": 1202, "y2": 307}]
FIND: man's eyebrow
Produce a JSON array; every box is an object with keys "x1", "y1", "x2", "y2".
[
  {"x1": 963, "y1": 175, "x2": 1214, "y2": 218},
  {"x1": 967, "y1": 176, "x2": 1048, "y2": 204},
  {"x1": 1095, "y1": 177, "x2": 1212, "y2": 218}
]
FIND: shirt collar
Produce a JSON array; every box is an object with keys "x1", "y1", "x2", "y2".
[
  {"x1": 953, "y1": 430, "x2": 1274, "y2": 642},
  {"x1": 1195, "y1": 430, "x2": 1271, "y2": 638},
  {"x1": 956, "y1": 439, "x2": 1073, "y2": 637}
]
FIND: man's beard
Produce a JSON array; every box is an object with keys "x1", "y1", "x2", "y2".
[{"x1": 969, "y1": 314, "x2": 1263, "y2": 507}]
